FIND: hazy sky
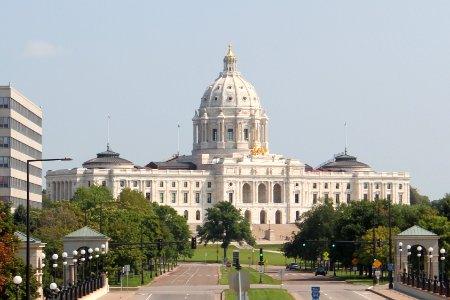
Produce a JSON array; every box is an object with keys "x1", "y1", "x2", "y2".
[{"x1": 1, "y1": 1, "x2": 449, "y2": 200}]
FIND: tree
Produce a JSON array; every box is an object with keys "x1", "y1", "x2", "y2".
[
  {"x1": 197, "y1": 201, "x2": 255, "y2": 260},
  {"x1": 72, "y1": 185, "x2": 114, "y2": 227},
  {"x1": 410, "y1": 187, "x2": 430, "y2": 205}
]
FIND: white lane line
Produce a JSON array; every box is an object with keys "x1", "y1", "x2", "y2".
[
  {"x1": 144, "y1": 294, "x2": 152, "y2": 300},
  {"x1": 353, "y1": 291, "x2": 375, "y2": 300},
  {"x1": 185, "y1": 266, "x2": 200, "y2": 285}
]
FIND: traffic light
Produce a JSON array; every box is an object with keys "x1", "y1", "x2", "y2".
[
  {"x1": 259, "y1": 248, "x2": 264, "y2": 263},
  {"x1": 191, "y1": 237, "x2": 197, "y2": 249},
  {"x1": 157, "y1": 239, "x2": 163, "y2": 251},
  {"x1": 377, "y1": 239, "x2": 381, "y2": 247}
]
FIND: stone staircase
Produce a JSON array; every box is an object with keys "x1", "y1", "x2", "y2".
[{"x1": 251, "y1": 223, "x2": 299, "y2": 243}]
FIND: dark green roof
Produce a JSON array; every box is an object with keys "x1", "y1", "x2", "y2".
[
  {"x1": 64, "y1": 226, "x2": 109, "y2": 239},
  {"x1": 14, "y1": 231, "x2": 42, "y2": 243},
  {"x1": 397, "y1": 225, "x2": 437, "y2": 236}
]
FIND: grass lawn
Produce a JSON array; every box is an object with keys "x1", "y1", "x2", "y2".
[
  {"x1": 224, "y1": 288, "x2": 294, "y2": 300},
  {"x1": 332, "y1": 269, "x2": 388, "y2": 286},
  {"x1": 183, "y1": 244, "x2": 287, "y2": 266},
  {"x1": 219, "y1": 266, "x2": 280, "y2": 285},
  {"x1": 108, "y1": 270, "x2": 154, "y2": 287}
]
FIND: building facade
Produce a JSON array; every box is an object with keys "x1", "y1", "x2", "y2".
[
  {"x1": 46, "y1": 46, "x2": 410, "y2": 226},
  {"x1": 0, "y1": 84, "x2": 43, "y2": 209}
]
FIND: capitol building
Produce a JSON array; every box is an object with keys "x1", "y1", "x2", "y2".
[{"x1": 46, "y1": 45, "x2": 410, "y2": 227}]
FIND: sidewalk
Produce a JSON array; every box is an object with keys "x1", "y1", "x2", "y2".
[
  {"x1": 97, "y1": 288, "x2": 139, "y2": 300},
  {"x1": 367, "y1": 285, "x2": 420, "y2": 300}
]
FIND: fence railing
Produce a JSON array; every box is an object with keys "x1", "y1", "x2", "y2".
[
  {"x1": 400, "y1": 271, "x2": 450, "y2": 297},
  {"x1": 45, "y1": 274, "x2": 105, "y2": 300}
]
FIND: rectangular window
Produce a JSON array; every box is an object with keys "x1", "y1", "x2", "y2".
[
  {"x1": 102, "y1": 181, "x2": 106, "y2": 187},
  {"x1": 207, "y1": 193, "x2": 212, "y2": 203},
  {"x1": 313, "y1": 193, "x2": 318, "y2": 204},
  {"x1": 243, "y1": 129, "x2": 249, "y2": 140},
  {"x1": 387, "y1": 194, "x2": 391, "y2": 201},
  {"x1": 133, "y1": 181, "x2": 138, "y2": 187},
  {"x1": 375, "y1": 183, "x2": 380, "y2": 189},
  {"x1": 146, "y1": 180, "x2": 151, "y2": 187},
  {"x1": 228, "y1": 193, "x2": 233, "y2": 203},
  {"x1": 160, "y1": 181, "x2": 164, "y2": 188},
  {"x1": 146, "y1": 192, "x2": 151, "y2": 200},
  {"x1": 0, "y1": 176, "x2": 9, "y2": 187},
  {"x1": 363, "y1": 183, "x2": 368, "y2": 189},
  {"x1": 335, "y1": 183, "x2": 339, "y2": 189},
  {"x1": 346, "y1": 183, "x2": 351, "y2": 190},
  {"x1": 387, "y1": 183, "x2": 392, "y2": 189},
  {"x1": 171, "y1": 193, "x2": 176, "y2": 203},
  {"x1": 313, "y1": 183, "x2": 317, "y2": 189},
  {"x1": 227, "y1": 129, "x2": 234, "y2": 141},
  {"x1": 335, "y1": 193, "x2": 340, "y2": 204},
  {"x1": 207, "y1": 182, "x2": 212, "y2": 188},
  {"x1": 120, "y1": 180, "x2": 125, "y2": 187},
  {"x1": 324, "y1": 193, "x2": 329, "y2": 200},
  {"x1": 346, "y1": 194, "x2": 351, "y2": 203},
  {"x1": 183, "y1": 193, "x2": 188, "y2": 203},
  {"x1": 363, "y1": 194, "x2": 368, "y2": 200},
  {"x1": 0, "y1": 97, "x2": 10, "y2": 108},
  {"x1": 0, "y1": 156, "x2": 9, "y2": 168},
  {"x1": 375, "y1": 193, "x2": 380, "y2": 200},
  {"x1": 398, "y1": 193, "x2": 403, "y2": 203},
  {"x1": 294, "y1": 193, "x2": 299, "y2": 204},
  {"x1": 212, "y1": 129, "x2": 218, "y2": 141},
  {"x1": 172, "y1": 181, "x2": 176, "y2": 188},
  {"x1": 324, "y1": 183, "x2": 328, "y2": 189},
  {"x1": 196, "y1": 182, "x2": 200, "y2": 188},
  {"x1": 159, "y1": 193, "x2": 164, "y2": 203},
  {"x1": 195, "y1": 193, "x2": 200, "y2": 203},
  {"x1": 0, "y1": 117, "x2": 9, "y2": 128},
  {"x1": 184, "y1": 181, "x2": 188, "y2": 188},
  {"x1": 399, "y1": 184, "x2": 403, "y2": 190},
  {"x1": 0, "y1": 137, "x2": 9, "y2": 148}
]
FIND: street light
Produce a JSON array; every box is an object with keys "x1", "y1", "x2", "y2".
[
  {"x1": 407, "y1": 245, "x2": 411, "y2": 273},
  {"x1": 49, "y1": 282, "x2": 58, "y2": 300},
  {"x1": 26, "y1": 157, "x2": 72, "y2": 300},
  {"x1": 72, "y1": 250, "x2": 78, "y2": 284},
  {"x1": 440, "y1": 248, "x2": 446, "y2": 282},
  {"x1": 417, "y1": 246, "x2": 423, "y2": 275},
  {"x1": 51, "y1": 253, "x2": 58, "y2": 282},
  {"x1": 399, "y1": 242, "x2": 403, "y2": 273},
  {"x1": 13, "y1": 275, "x2": 22, "y2": 300},
  {"x1": 94, "y1": 247, "x2": 100, "y2": 275},
  {"x1": 62, "y1": 252, "x2": 68, "y2": 289},
  {"x1": 387, "y1": 199, "x2": 393, "y2": 289},
  {"x1": 80, "y1": 249, "x2": 86, "y2": 281},
  {"x1": 88, "y1": 248, "x2": 93, "y2": 278},
  {"x1": 428, "y1": 247, "x2": 434, "y2": 279}
]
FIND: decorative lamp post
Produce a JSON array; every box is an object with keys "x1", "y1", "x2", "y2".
[
  {"x1": 95, "y1": 247, "x2": 100, "y2": 275},
  {"x1": 62, "y1": 252, "x2": 67, "y2": 289},
  {"x1": 407, "y1": 245, "x2": 411, "y2": 272},
  {"x1": 51, "y1": 254, "x2": 58, "y2": 282},
  {"x1": 417, "y1": 246, "x2": 423, "y2": 275},
  {"x1": 41, "y1": 253, "x2": 46, "y2": 269},
  {"x1": 49, "y1": 282, "x2": 58, "y2": 300},
  {"x1": 80, "y1": 249, "x2": 86, "y2": 281},
  {"x1": 101, "y1": 244, "x2": 106, "y2": 273},
  {"x1": 13, "y1": 275, "x2": 22, "y2": 300},
  {"x1": 88, "y1": 248, "x2": 93, "y2": 278},
  {"x1": 25, "y1": 157, "x2": 72, "y2": 300},
  {"x1": 428, "y1": 247, "x2": 434, "y2": 279},
  {"x1": 440, "y1": 248, "x2": 446, "y2": 282},
  {"x1": 72, "y1": 250, "x2": 78, "y2": 284},
  {"x1": 399, "y1": 242, "x2": 403, "y2": 272}
]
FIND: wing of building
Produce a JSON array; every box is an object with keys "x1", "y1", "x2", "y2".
[{"x1": 46, "y1": 45, "x2": 410, "y2": 225}]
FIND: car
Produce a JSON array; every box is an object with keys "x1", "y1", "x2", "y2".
[
  {"x1": 315, "y1": 266, "x2": 327, "y2": 276},
  {"x1": 286, "y1": 263, "x2": 299, "y2": 270}
]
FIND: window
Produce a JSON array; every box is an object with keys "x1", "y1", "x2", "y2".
[
  {"x1": 363, "y1": 183, "x2": 368, "y2": 189},
  {"x1": 195, "y1": 193, "x2": 200, "y2": 203},
  {"x1": 196, "y1": 182, "x2": 200, "y2": 188},
  {"x1": 398, "y1": 193, "x2": 403, "y2": 203},
  {"x1": 335, "y1": 183, "x2": 340, "y2": 189},
  {"x1": 313, "y1": 183, "x2": 317, "y2": 189},
  {"x1": 183, "y1": 193, "x2": 188, "y2": 203},
  {"x1": 324, "y1": 193, "x2": 329, "y2": 200},
  {"x1": 227, "y1": 129, "x2": 234, "y2": 141},
  {"x1": 399, "y1": 184, "x2": 403, "y2": 190},
  {"x1": 0, "y1": 117, "x2": 9, "y2": 128},
  {"x1": 133, "y1": 181, "x2": 138, "y2": 187},
  {"x1": 387, "y1": 194, "x2": 391, "y2": 201},
  {"x1": 184, "y1": 210, "x2": 188, "y2": 219},
  {"x1": 171, "y1": 193, "x2": 176, "y2": 203},
  {"x1": 294, "y1": 193, "x2": 299, "y2": 204},
  {"x1": 146, "y1": 192, "x2": 151, "y2": 200},
  {"x1": 375, "y1": 193, "x2": 380, "y2": 200},
  {"x1": 207, "y1": 193, "x2": 212, "y2": 203},
  {"x1": 324, "y1": 183, "x2": 328, "y2": 189},
  {"x1": 363, "y1": 194, "x2": 368, "y2": 200},
  {"x1": 375, "y1": 183, "x2": 380, "y2": 189},
  {"x1": 120, "y1": 180, "x2": 125, "y2": 187},
  {"x1": 0, "y1": 157, "x2": 9, "y2": 168},
  {"x1": 196, "y1": 210, "x2": 201, "y2": 220},
  {"x1": 212, "y1": 129, "x2": 218, "y2": 141},
  {"x1": 172, "y1": 181, "x2": 176, "y2": 188},
  {"x1": 207, "y1": 182, "x2": 212, "y2": 188},
  {"x1": 88, "y1": 181, "x2": 91, "y2": 187},
  {"x1": 102, "y1": 181, "x2": 106, "y2": 187},
  {"x1": 335, "y1": 194, "x2": 340, "y2": 204},
  {"x1": 159, "y1": 193, "x2": 164, "y2": 203},
  {"x1": 0, "y1": 137, "x2": 9, "y2": 148},
  {"x1": 346, "y1": 183, "x2": 351, "y2": 190},
  {"x1": 313, "y1": 193, "x2": 318, "y2": 204},
  {"x1": 183, "y1": 181, "x2": 188, "y2": 188},
  {"x1": 160, "y1": 181, "x2": 164, "y2": 188},
  {"x1": 295, "y1": 183, "x2": 299, "y2": 187},
  {"x1": 228, "y1": 193, "x2": 233, "y2": 203},
  {"x1": 146, "y1": 180, "x2": 151, "y2": 187},
  {"x1": 0, "y1": 97, "x2": 10, "y2": 108},
  {"x1": 346, "y1": 194, "x2": 351, "y2": 203},
  {"x1": 387, "y1": 183, "x2": 392, "y2": 189},
  {"x1": 243, "y1": 129, "x2": 249, "y2": 140},
  {"x1": 0, "y1": 176, "x2": 9, "y2": 187}
]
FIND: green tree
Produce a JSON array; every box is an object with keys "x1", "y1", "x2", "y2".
[
  {"x1": 197, "y1": 201, "x2": 255, "y2": 260},
  {"x1": 410, "y1": 187, "x2": 430, "y2": 205},
  {"x1": 72, "y1": 185, "x2": 114, "y2": 228}
]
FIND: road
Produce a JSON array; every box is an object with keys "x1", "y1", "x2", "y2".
[{"x1": 101, "y1": 263, "x2": 392, "y2": 300}]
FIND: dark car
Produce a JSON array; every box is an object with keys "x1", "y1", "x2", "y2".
[
  {"x1": 315, "y1": 266, "x2": 327, "y2": 276},
  {"x1": 286, "y1": 263, "x2": 299, "y2": 270}
]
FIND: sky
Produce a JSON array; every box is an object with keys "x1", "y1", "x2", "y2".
[{"x1": 1, "y1": 1, "x2": 449, "y2": 200}]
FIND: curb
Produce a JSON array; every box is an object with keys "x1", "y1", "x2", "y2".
[{"x1": 366, "y1": 286, "x2": 396, "y2": 300}]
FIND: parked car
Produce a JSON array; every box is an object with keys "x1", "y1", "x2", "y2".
[
  {"x1": 286, "y1": 263, "x2": 299, "y2": 270},
  {"x1": 315, "y1": 266, "x2": 327, "y2": 276}
]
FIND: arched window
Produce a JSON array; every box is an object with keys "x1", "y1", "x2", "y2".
[
  {"x1": 244, "y1": 210, "x2": 251, "y2": 223},
  {"x1": 196, "y1": 210, "x2": 201, "y2": 221},
  {"x1": 275, "y1": 210, "x2": 282, "y2": 224},
  {"x1": 243, "y1": 183, "x2": 252, "y2": 203},
  {"x1": 258, "y1": 184, "x2": 267, "y2": 203},
  {"x1": 184, "y1": 210, "x2": 189, "y2": 220},
  {"x1": 273, "y1": 183, "x2": 282, "y2": 203},
  {"x1": 260, "y1": 210, "x2": 267, "y2": 224}
]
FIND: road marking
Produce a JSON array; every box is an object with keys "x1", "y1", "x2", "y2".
[
  {"x1": 353, "y1": 291, "x2": 374, "y2": 300},
  {"x1": 144, "y1": 294, "x2": 152, "y2": 300}
]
